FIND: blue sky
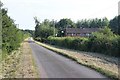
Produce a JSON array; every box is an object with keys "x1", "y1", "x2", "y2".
[{"x1": 1, "y1": 0, "x2": 120, "y2": 30}]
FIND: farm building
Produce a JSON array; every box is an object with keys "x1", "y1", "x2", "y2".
[{"x1": 65, "y1": 28, "x2": 100, "y2": 37}]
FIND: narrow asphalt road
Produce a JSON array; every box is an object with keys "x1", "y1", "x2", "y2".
[{"x1": 28, "y1": 39, "x2": 108, "y2": 78}]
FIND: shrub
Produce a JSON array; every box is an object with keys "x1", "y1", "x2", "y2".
[
  {"x1": 47, "y1": 37, "x2": 89, "y2": 51},
  {"x1": 47, "y1": 32, "x2": 120, "y2": 57}
]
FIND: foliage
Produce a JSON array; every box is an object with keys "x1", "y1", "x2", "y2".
[
  {"x1": 76, "y1": 18, "x2": 109, "y2": 28},
  {"x1": 47, "y1": 36, "x2": 89, "y2": 51},
  {"x1": 34, "y1": 18, "x2": 58, "y2": 40},
  {"x1": 56, "y1": 18, "x2": 76, "y2": 36},
  {"x1": 89, "y1": 27, "x2": 119, "y2": 56},
  {"x1": 34, "y1": 17, "x2": 113, "y2": 37},
  {"x1": 22, "y1": 29, "x2": 34, "y2": 37},
  {"x1": 34, "y1": 16, "x2": 120, "y2": 38},
  {"x1": 2, "y1": 8, "x2": 30, "y2": 54},
  {"x1": 109, "y1": 15, "x2": 120, "y2": 35},
  {"x1": 47, "y1": 27, "x2": 120, "y2": 57}
]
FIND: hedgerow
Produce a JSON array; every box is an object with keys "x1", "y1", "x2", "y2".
[
  {"x1": 2, "y1": 8, "x2": 30, "y2": 55},
  {"x1": 47, "y1": 27, "x2": 120, "y2": 57}
]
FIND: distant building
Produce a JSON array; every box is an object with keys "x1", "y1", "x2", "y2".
[{"x1": 65, "y1": 28, "x2": 100, "y2": 37}]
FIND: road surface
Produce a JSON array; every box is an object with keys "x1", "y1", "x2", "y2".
[{"x1": 29, "y1": 39, "x2": 108, "y2": 78}]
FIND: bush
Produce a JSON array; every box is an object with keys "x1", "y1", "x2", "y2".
[
  {"x1": 47, "y1": 37, "x2": 89, "y2": 51},
  {"x1": 2, "y1": 8, "x2": 30, "y2": 54},
  {"x1": 47, "y1": 30, "x2": 120, "y2": 57},
  {"x1": 89, "y1": 27, "x2": 120, "y2": 57}
]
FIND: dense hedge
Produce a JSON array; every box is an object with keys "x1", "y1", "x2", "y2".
[
  {"x1": 2, "y1": 8, "x2": 30, "y2": 54},
  {"x1": 47, "y1": 28, "x2": 120, "y2": 57},
  {"x1": 47, "y1": 37, "x2": 89, "y2": 51}
]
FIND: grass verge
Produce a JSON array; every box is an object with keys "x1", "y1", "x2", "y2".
[
  {"x1": 29, "y1": 45, "x2": 40, "y2": 78},
  {"x1": 1, "y1": 39, "x2": 39, "y2": 78}
]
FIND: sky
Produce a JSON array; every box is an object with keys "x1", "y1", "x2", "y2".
[{"x1": 1, "y1": 0, "x2": 120, "y2": 30}]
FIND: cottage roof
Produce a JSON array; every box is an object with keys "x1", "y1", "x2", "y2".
[{"x1": 65, "y1": 28, "x2": 100, "y2": 34}]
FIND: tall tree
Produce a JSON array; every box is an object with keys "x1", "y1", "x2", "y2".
[
  {"x1": 2, "y1": 7, "x2": 29, "y2": 54},
  {"x1": 34, "y1": 18, "x2": 57, "y2": 39},
  {"x1": 56, "y1": 18, "x2": 76, "y2": 36},
  {"x1": 109, "y1": 16, "x2": 120, "y2": 34}
]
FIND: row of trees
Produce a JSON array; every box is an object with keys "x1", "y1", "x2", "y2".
[
  {"x1": 34, "y1": 17, "x2": 57, "y2": 39},
  {"x1": 34, "y1": 16, "x2": 120, "y2": 39},
  {"x1": 21, "y1": 29, "x2": 34, "y2": 37},
  {"x1": 76, "y1": 18, "x2": 109, "y2": 28},
  {"x1": 2, "y1": 7, "x2": 30, "y2": 55},
  {"x1": 34, "y1": 15, "x2": 120, "y2": 57}
]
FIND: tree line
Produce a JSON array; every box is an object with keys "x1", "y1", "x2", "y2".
[
  {"x1": 34, "y1": 16, "x2": 120, "y2": 39},
  {"x1": 34, "y1": 17, "x2": 57, "y2": 40},
  {"x1": 34, "y1": 16, "x2": 120, "y2": 57},
  {"x1": 1, "y1": 5, "x2": 30, "y2": 55}
]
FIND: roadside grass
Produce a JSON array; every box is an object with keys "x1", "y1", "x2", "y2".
[
  {"x1": 14, "y1": 39, "x2": 39, "y2": 78},
  {"x1": 25, "y1": 39, "x2": 40, "y2": 78},
  {"x1": 0, "y1": 48, "x2": 21, "y2": 78},
  {"x1": 0, "y1": 50, "x2": 2, "y2": 79},
  {"x1": 29, "y1": 44, "x2": 40, "y2": 78},
  {"x1": 1, "y1": 51, "x2": 7, "y2": 61},
  {"x1": 1, "y1": 39, "x2": 39, "y2": 78},
  {"x1": 34, "y1": 40, "x2": 119, "y2": 80},
  {"x1": 0, "y1": 50, "x2": 1, "y2": 60}
]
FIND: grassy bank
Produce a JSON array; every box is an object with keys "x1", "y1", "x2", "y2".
[
  {"x1": 34, "y1": 39, "x2": 119, "y2": 80},
  {"x1": 0, "y1": 39, "x2": 39, "y2": 78}
]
